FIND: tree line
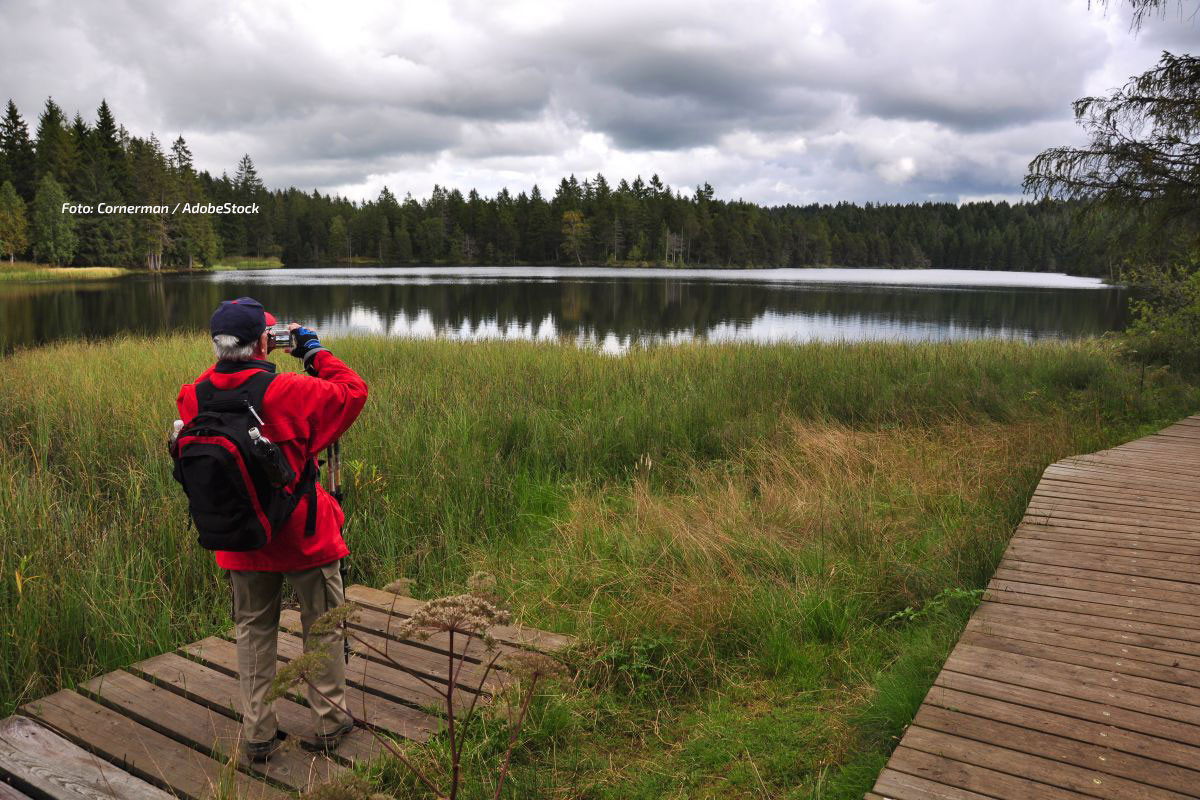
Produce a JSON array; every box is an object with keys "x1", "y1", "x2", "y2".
[{"x1": 0, "y1": 97, "x2": 1149, "y2": 275}]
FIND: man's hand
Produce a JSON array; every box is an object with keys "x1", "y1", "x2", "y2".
[{"x1": 285, "y1": 322, "x2": 328, "y2": 371}]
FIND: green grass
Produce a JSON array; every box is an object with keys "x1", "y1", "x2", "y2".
[
  {"x1": 0, "y1": 260, "x2": 129, "y2": 282},
  {"x1": 0, "y1": 336, "x2": 1194, "y2": 798},
  {"x1": 210, "y1": 256, "x2": 285, "y2": 270}
]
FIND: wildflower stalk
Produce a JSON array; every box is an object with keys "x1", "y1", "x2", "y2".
[{"x1": 491, "y1": 673, "x2": 540, "y2": 800}]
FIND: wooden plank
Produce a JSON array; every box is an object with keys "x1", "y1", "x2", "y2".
[
  {"x1": 83, "y1": 669, "x2": 339, "y2": 793},
  {"x1": 960, "y1": 630, "x2": 1200, "y2": 696},
  {"x1": 271, "y1": 630, "x2": 461, "y2": 713},
  {"x1": 276, "y1": 610, "x2": 509, "y2": 694},
  {"x1": 343, "y1": 602, "x2": 520, "y2": 664},
  {"x1": 922, "y1": 684, "x2": 1200, "y2": 774},
  {"x1": 1025, "y1": 500, "x2": 1200, "y2": 533},
  {"x1": 871, "y1": 767, "x2": 1000, "y2": 800},
  {"x1": 982, "y1": 586, "x2": 1200, "y2": 643},
  {"x1": 915, "y1": 703, "x2": 1200, "y2": 795},
  {"x1": 933, "y1": 669, "x2": 1200, "y2": 752},
  {"x1": 1003, "y1": 537, "x2": 1200, "y2": 582},
  {"x1": 987, "y1": 578, "x2": 1200, "y2": 620},
  {"x1": 946, "y1": 644, "x2": 1200, "y2": 726},
  {"x1": 132, "y1": 652, "x2": 385, "y2": 764},
  {"x1": 345, "y1": 584, "x2": 576, "y2": 653},
  {"x1": 180, "y1": 636, "x2": 441, "y2": 740},
  {"x1": 966, "y1": 615, "x2": 1200, "y2": 675},
  {"x1": 1005, "y1": 541, "x2": 1200, "y2": 585},
  {"x1": 0, "y1": 782, "x2": 32, "y2": 800},
  {"x1": 1021, "y1": 512, "x2": 1200, "y2": 541},
  {"x1": 0, "y1": 715, "x2": 172, "y2": 800},
  {"x1": 1041, "y1": 466, "x2": 1200, "y2": 496},
  {"x1": 21, "y1": 690, "x2": 286, "y2": 800},
  {"x1": 992, "y1": 566, "x2": 1200, "y2": 608},
  {"x1": 1037, "y1": 480, "x2": 1200, "y2": 513},
  {"x1": 972, "y1": 601, "x2": 1200, "y2": 659},
  {"x1": 996, "y1": 558, "x2": 1200, "y2": 599},
  {"x1": 945, "y1": 642, "x2": 1200, "y2": 724},
  {"x1": 902, "y1": 724, "x2": 1191, "y2": 799},
  {"x1": 1022, "y1": 510, "x2": 1200, "y2": 542}
]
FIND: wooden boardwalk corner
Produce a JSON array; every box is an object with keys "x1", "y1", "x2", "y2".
[
  {"x1": 869, "y1": 415, "x2": 1200, "y2": 799},
  {"x1": 0, "y1": 584, "x2": 572, "y2": 799}
]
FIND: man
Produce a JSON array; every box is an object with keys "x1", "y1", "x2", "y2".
[{"x1": 176, "y1": 297, "x2": 368, "y2": 761}]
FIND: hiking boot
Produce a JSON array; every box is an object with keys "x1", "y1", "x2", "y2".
[
  {"x1": 244, "y1": 734, "x2": 285, "y2": 763},
  {"x1": 300, "y1": 719, "x2": 355, "y2": 753}
]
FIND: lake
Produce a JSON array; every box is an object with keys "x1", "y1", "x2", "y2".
[{"x1": 0, "y1": 266, "x2": 1128, "y2": 353}]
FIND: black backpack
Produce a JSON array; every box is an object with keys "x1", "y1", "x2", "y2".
[{"x1": 170, "y1": 371, "x2": 318, "y2": 551}]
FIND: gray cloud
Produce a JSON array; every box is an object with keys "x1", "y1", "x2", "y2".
[{"x1": 0, "y1": 0, "x2": 1192, "y2": 203}]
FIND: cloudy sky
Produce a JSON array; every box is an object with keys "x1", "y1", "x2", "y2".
[{"x1": 1, "y1": 0, "x2": 1195, "y2": 205}]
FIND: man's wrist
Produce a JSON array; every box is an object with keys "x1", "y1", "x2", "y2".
[{"x1": 302, "y1": 346, "x2": 328, "y2": 374}]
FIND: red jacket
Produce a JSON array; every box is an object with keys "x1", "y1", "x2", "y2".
[{"x1": 176, "y1": 350, "x2": 368, "y2": 572}]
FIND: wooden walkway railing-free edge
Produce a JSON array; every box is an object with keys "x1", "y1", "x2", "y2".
[
  {"x1": 0, "y1": 584, "x2": 573, "y2": 799},
  {"x1": 869, "y1": 414, "x2": 1200, "y2": 800}
]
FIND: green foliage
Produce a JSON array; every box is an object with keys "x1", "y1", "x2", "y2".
[
  {"x1": 31, "y1": 174, "x2": 75, "y2": 265},
  {"x1": 885, "y1": 586, "x2": 984, "y2": 625},
  {"x1": 1122, "y1": 262, "x2": 1200, "y2": 373},
  {"x1": 0, "y1": 180, "x2": 28, "y2": 260}
]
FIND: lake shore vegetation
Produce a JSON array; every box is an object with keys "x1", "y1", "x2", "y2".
[
  {"x1": 0, "y1": 259, "x2": 127, "y2": 282},
  {"x1": 1, "y1": 335, "x2": 1195, "y2": 798}
]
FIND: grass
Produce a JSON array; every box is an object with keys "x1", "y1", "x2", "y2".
[
  {"x1": 210, "y1": 256, "x2": 285, "y2": 270},
  {"x1": 0, "y1": 260, "x2": 129, "y2": 282},
  {"x1": 0, "y1": 335, "x2": 1195, "y2": 798}
]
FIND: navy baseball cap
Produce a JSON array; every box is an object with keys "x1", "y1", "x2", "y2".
[{"x1": 210, "y1": 297, "x2": 278, "y2": 345}]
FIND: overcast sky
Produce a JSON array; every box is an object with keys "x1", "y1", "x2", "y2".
[{"x1": 1, "y1": 0, "x2": 1195, "y2": 205}]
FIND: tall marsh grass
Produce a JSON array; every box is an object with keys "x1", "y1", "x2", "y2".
[{"x1": 0, "y1": 334, "x2": 1194, "y2": 797}]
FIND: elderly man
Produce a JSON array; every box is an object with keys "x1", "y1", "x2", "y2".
[{"x1": 174, "y1": 297, "x2": 368, "y2": 761}]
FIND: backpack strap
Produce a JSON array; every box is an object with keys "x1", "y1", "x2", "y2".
[
  {"x1": 196, "y1": 371, "x2": 277, "y2": 416},
  {"x1": 295, "y1": 459, "x2": 320, "y2": 536}
]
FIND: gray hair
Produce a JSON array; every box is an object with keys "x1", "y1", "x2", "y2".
[{"x1": 212, "y1": 334, "x2": 257, "y2": 361}]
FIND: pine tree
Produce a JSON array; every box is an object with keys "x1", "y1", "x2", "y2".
[
  {"x1": 31, "y1": 174, "x2": 75, "y2": 265},
  {"x1": 0, "y1": 180, "x2": 29, "y2": 261},
  {"x1": 34, "y1": 98, "x2": 75, "y2": 186},
  {"x1": 0, "y1": 100, "x2": 36, "y2": 200}
]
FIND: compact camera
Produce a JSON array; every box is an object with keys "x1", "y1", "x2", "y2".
[{"x1": 268, "y1": 323, "x2": 293, "y2": 351}]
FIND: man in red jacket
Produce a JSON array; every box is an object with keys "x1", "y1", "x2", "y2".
[{"x1": 177, "y1": 297, "x2": 368, "y2": 761}]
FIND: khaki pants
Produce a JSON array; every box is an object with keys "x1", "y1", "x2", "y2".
[{"x1": 228, "y1": 560, "x2": 349, "y2": 743}]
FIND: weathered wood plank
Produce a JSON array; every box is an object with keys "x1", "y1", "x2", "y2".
[
  {"x1": 966, "y1": 615, "x2": 1200, "y2": 675},
  {"x1": 271, "y1": 630, "x2": 460, "y2": 713},
  {"x1": 972, "y1": 601, "x2": 1200, "y2": 659},
  {"x1": 945, "y1": 644, "x2": 1200, "y2": 727},
  {"x1": 922, "y1": 683, "x2": 1200, "y2": 773},
  {"x1": 342, "y1": 602, "x2": 520, "y2": 664},
  {"x1": 903, "y1": 725, "x2": 1190, "y2": 799},
  {"x1": 0, "y1": 715, "x2": 172, "y2": 800},
  {"x1": 82, "y1": 670, "x2": 339, "y2": 793},
  {"x1": 933, "y1": 668, "x2": 1200, "y2": 751},
  {"x1": 180, "y1": 636, "x2": 440, "y2": 740},
  {"x1": 21, "y1": 690, "x2": 286, "y2": 800},
  {"x1": 871, "y1": 767, "x2": 1000, "y2": 800},
  {"x1": 276, "y1": 610, "x2": 509, "y2": 694},
  {"x1": 132, "y1": 652, "x2": 385, "y2": 764},
  {"x1": 345, "y1": 584, "x2": 576, "y2": 653},
  {"x1": 0, "y1": 782, "x2": 32, "y2": 800}
]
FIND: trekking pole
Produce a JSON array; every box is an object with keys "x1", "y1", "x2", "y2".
[{"x1": 327, "y1": 439, "x2": 351, "y2": 663}]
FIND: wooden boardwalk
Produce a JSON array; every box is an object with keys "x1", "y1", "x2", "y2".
[
  {"x1": 869, "y1": 416, "x2": 1200, "y2": 799},
  {"x1": 0, "y1": 584, "x2": 572, "y2": 799}
]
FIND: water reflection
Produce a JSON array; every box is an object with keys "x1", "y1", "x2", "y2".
[{"x1": 1, "y1": 267, "x2": 1128, "y2": 354}]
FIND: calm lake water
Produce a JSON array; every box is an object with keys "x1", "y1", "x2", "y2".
[{"x1": 0, "y1": 266, "x2": 1127, "y2": 354}]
